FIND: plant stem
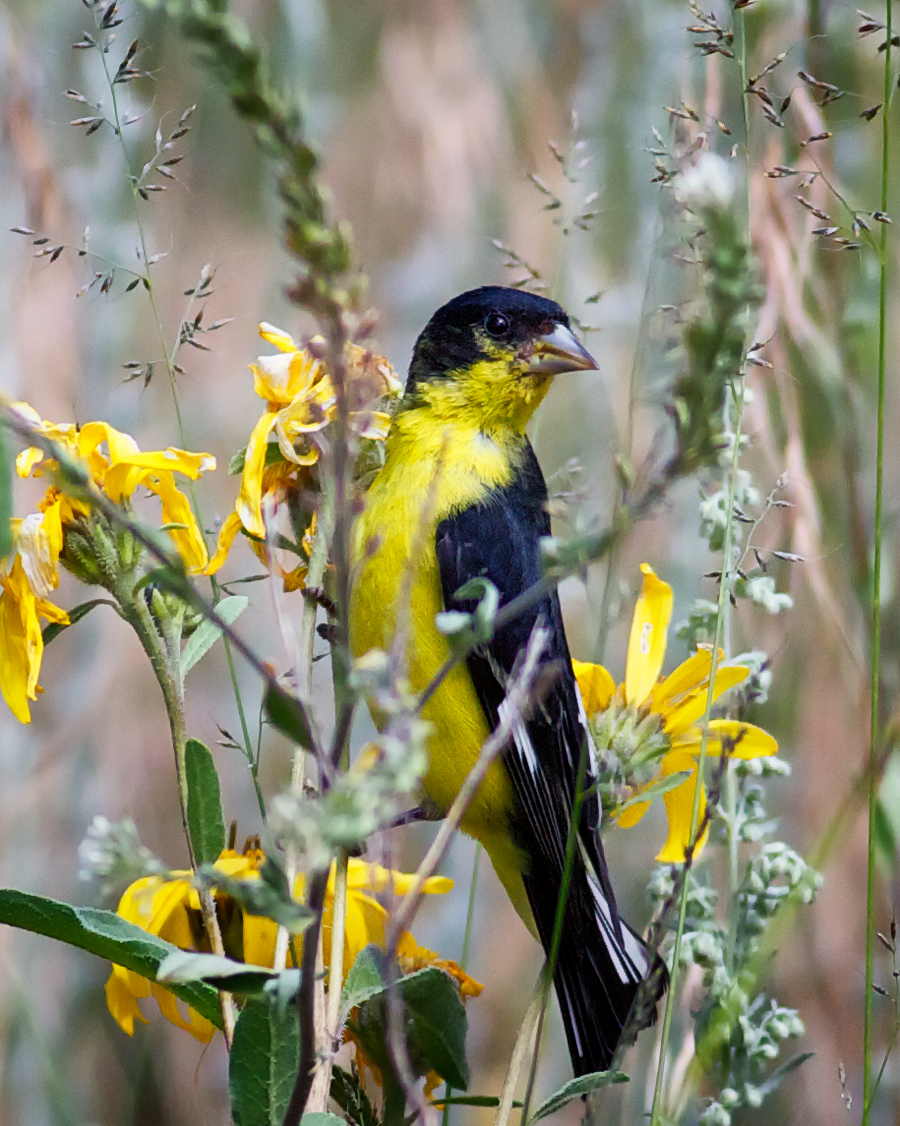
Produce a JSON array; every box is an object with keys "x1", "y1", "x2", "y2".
[
  {"x1": 862, "y1": 3, "x2": 892, "y2": 1120},
  {"x1": 649, "y1": 375, "x2": 747, "y2": 1126}
]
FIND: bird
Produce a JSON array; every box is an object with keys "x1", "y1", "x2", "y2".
[{"x1": 349, "y1": 285, "x2": 665, "y2": 1076}]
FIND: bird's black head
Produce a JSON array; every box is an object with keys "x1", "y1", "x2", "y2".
[{"x1": 406, "y1": 286, "x2": 596, "y2": 398}]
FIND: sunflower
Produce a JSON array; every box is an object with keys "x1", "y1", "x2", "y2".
[{"x1": 574, "y1": 564, "x2": 778, "y2": 863}]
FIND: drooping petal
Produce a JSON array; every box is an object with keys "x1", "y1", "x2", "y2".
[
  {"x1": 151, "y1": 983, "x2": 215, "y2": 1043},
  {"x1": 0, "y1": 557, "x2": 66, "y2": 723},
  {"x1": 572, "y1": 659, "x2": 617, "y2": 717},
  {"x1": 205, "y1": 512, "x2": 244, "y2": 575},
  {"x1": 143, "y1": 471, "x2": 210, "y2": 573},
  {"x1": 673, "y1": 719, "x2": 778, "y2": 759},
  {"x1": 657, "y1": 749, "x2": 709, "y2": 863},
  {"x1": 625, "y1": 563, "x2": 673, "y2": 706},
  {"x1": 104, "y1": 970, "x2": 149, "y2": 1036},
  {"x1": 662, "y1": 665, "x2": 749, "y2": 736},
  {"x1": 235, "y1": 411, "x2": 279, "y2": 538}
]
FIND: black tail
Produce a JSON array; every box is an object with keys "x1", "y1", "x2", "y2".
[{"x1": 522, "y1": 841, "x2": 667, "y2": 1075}]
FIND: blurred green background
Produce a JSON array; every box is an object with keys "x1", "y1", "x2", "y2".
[{"x1": 1, "y1": 0, "x2": 898, "y2": 1123}]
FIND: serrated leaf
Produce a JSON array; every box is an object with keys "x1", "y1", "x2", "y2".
[
  {"x1": 158, "y1": 950, "x2": 275, "y2": 993},
  {"x1": 0, "y1": 421, "x2": 13, "y2": 560},
  {"x1": 180, "y1": 594, "x2": 248, "y2": 677},
  {"x1": 264, "y1": 683, "x2": 315, "y2": 750},
  {"x1": 0, "y1": 889, "x2": 222, "y2": 1028},
  {"x1": 229, "y1": 997, "x2": 300, "y2": 1126},
  {"x1": 185, "y1": 738, "x2": 226, "y2": 864},
  {"x1": 529, "y1": 1070, "x2": 628, "y2": 1121}
]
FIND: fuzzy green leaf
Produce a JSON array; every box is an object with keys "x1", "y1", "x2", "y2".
[
  {"x1": 229, "y1": 997, "x2": 300, "y2": 1126},
  {"x1": 400, "y1": 969, "x2": 470, "y2": 1090},
  {"x1": 185, "y1": 738, "x2": 226, "y2": 864},
  {"x1": 340, "y1": 944, "x2": 386, "y2": 1016},
  {"x1": 0, "y1": 889, "x2": 222, "y2": 1028},
  {"x1": 181, "y1": 594, "x2": 248, "y2": 677},
  {"x1": 528, "y1": 1071, "x2": 628, "y2": 1122},
  {"x1": 300, "y1": 1116, "x2": 346, "y2": 1125},
  {"x1": 158, "y1": 950, "x2": 275, "y2": 992}
]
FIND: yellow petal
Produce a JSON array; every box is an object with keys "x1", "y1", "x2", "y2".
[
  {"x1": 151, "y1": 983, "x2": 215, "y2": 1043},
  {"x1": 662, "y1": 665, "x2": 749, "y2": 736},
  {"x1": 104, "y1": 971, "x2": 148, "y2": 1036},
  {"x1": 204, "y1": 511, "x2": 244, "y2": 575},
  {"x1": 657, "y1": 750, "x2": 709, "y2": 863},
  {"x1": 143, "y1": 472, "x2": 209, "y2": 573},
  {"x1": 625, "y1": 563, "x2": 673, "y2": 706},
  {"x1": 673, "y1": 719, "x2": 778, "y2": 759},
  {"x1": 0, "y1": 556, "x2": 63, "y2": 723},
  {"x1": 258, "y1": 322, "x2": 298, "y2": 353},
  {"x1": 235, "y1": 412, "x2": 279, "y2": 538},
  {"x1": 651, "y1": 650, "x2": 717, "y2": 711},
  {"x1": 351, "y1": 410, "x2": 392, "y2": 441},
  {"x1": 572, "y1": 659, "x2": 616, "y2": 717},
  {"x1": 615, "y1": 797, "x2": 651, "y2": 828},
  {"x1": 242, "y1": 913, "x2": 280, "y2": 969}
]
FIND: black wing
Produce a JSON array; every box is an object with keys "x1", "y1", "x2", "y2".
[{"x1": 435, "y1": 441, "x2": 660, "y2": 1075}]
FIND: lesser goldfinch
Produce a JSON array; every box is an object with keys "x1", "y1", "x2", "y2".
[{"x1": 350, "y1": 286, "x2": 663, "y2": 1075}]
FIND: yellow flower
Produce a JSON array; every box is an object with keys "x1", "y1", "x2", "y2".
[
  {"x1": 573, "y1": 563, "x2": 778, "y2": 863},
  {"x1": 206, "y1": 323, "x2": 401, "y2": 588},
  {"x1": 13, "y1": 403, "x2": 216, "y2": 575},
  {"x1": 104, "y1": 851, "x2": 479, "y2": 1042},
  {"x1": 0, "y1": 403, "x2": 216, "y2": 723},
  {"x1": 0, "y1": 554, "x2": 69, "y2": 723}
]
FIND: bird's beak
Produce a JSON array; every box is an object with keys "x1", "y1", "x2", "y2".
[{"x1": 527, "y1": 323, "x2": 598, "y2": 376}]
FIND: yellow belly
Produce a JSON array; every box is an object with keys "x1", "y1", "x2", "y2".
[{"x1": 349, "y1": 420, "x2": 536, "y2": 926}]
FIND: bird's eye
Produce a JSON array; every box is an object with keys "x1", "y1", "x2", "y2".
[{"x1": 484, "y1": 313, "x2": 511, "y2": 338}]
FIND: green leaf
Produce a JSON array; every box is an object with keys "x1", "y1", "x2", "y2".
[
  {"x1": 432, "y1": 1095, "x2": 507, "y2": 1108},
  {"x1": 264, "y1": 682, "x2": 314, "y2": 749},
  {"x1": 341, "y1": 944, "x2": 386, "y2": 1016},
  {"x1": 181, "y1": 594, "x2": 248, "y2": 677},
  {"x1": 197, "y1": 856, "x2": 313, "y2": 935},
  {"x1": 615, "y1": 771, "x2": 691, "y2": 816},
  {"x1": 300, "y1": 1116, "x2": 345, "y2": 1125},
  {"x1": 229, "y1": 997, "x2": 300, "y2": 1126},
  {"x1": 528, "y1": 1071, "x2": 628, "y2": 1122},
  {"x1": 41, "y1": 598, "x2": 117, "y2": 646},
  {"x1": 0, "y1": 419, "x2": 13, "y2": 560},
  {"x1": 185, "y1": 738, "x2": 226, "y2": 864},
  {"x1": 158, "y1": 950, "x2": 275, "y2": 993},
  {"x1": 0, "y1": 889, "x2": 222, "y2": 1028},
  {"x1": 399, "y1": 969, "x2": 469, "y2": 1090}
]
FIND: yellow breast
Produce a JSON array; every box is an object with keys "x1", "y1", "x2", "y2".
[{"x1": 349, "y1": 414, "x2": 520, "y2": 838}]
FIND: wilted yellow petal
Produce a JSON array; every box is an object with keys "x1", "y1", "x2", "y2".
[
  {"x1": 0, "y1": 556, "x2": 66, "y2": 723},
  {"x1": 205, "y1": 512, "x2": 244, "y2": 575},
  {"x1": 144, "y1": 472, "x2": 209, "y2": 573},
  {"x1": 151, "y1": 983, "x2": 215, "y2": 1043},
  {"x1": 657, "y1": 750, "x2": 709, "y2": 863},
  {"x1": 625, "y1": 563, "x2": 673, "y2": 706},
  {"x1": 572, "y1": 659, "x2": 616, "y2": 716},
  {"x1": 673, "y1": 719, "x2": 778, "y2": 759},
  {"x1": 235, "y1": 412, "x2": 279, "y2": 538}
]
